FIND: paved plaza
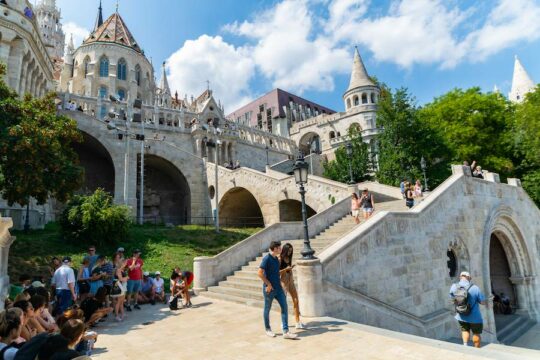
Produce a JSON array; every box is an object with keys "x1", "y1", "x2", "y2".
[{"x1": 90, "y1": 295, "x2": 539, "y2": 360}]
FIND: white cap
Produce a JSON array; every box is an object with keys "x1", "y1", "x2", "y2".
[
  {"x1": 155, "y1": 271, "x2": 161, "y2": 275},
  {"x1": 460, "y1": 271, "x2": 471, "y2": 278},
  {"x1": 117, "y1": 247, "x2": 125, "y2": 252},
  {"x1": 143, "y1": 271, "x2": 149, "y2": 276}
]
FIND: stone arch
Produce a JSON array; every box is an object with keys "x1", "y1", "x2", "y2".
[
  {"x1": 138, "y1": 154, "x2": 191, "y2": 224},
  {"x1": 349, "y1": 123, "x2": 362, "y2": 133},
  {"x1": 361, "y1": 93, "x2": 368, "y2": 104},
  {"x1": 371, "y1": 92, "x2": 376, "y2": 103},
  {"x1": 329, "y1": 131, "x2": 335, "y2": 140},
  {"x1": 448, "y1": 236, "x2": 471, "y2": 280},
  {"x1": 353, "y1": 95, "x2": 359, "y2": 106},
  {"x1": 279, "y1": 199, "x2": 316, "y2": 222},
  {"x1": 299, "y1": 131, "x2": 321, "y2": 155},
  {"x1": 219, "y1": 187, "x2": 264, "y2": 227},
  {"x1": 72, "y1": 131, "x2": 115, "y2": 195}
]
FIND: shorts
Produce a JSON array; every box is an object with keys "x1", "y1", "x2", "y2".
[
  {"x1": 352, "y1": 210, "x2": 359, "y2": 217},
  {"x1": 458, "y1": 321, "x2": 483, "y2": 334},
  {"x1": 127, "y1": 279, "x2": 142, "y2": 294},
  {"x1": 363, "y1": 207, "x2": 373, "y2": 213},
  {"x1": 110, "y1": 282, "x2": 126, "y2": 298}
]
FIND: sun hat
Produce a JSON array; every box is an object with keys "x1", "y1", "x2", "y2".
[
  {"x1": 143, "y1": 271, "x2": 149, "y2": 276},
  {"x1": 155, "y1": 271, "x2": 161, "y2": 275},
  {"x1": 460, "y1": 271, "x2": 471, "y2": 278},
  {"x1": 117, "y1": 247, "x2": 125, "y2": 252},
  {"x1": 62, "y1": 256, "x2": 72, "y2": 263}
]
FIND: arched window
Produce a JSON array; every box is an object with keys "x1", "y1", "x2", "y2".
[
  {"x1": 99, "y1": 86, "x2": 107, "y2": 99},
  {"x1": 447, "y1": 249, "x2": 457, "y2": 277},
  {"x1": 346, "y1": 98, "x2": 351, "y2": 109},
  {"x1": 349, "y1": 123, "x2": 361, "y2": 133},
  {"x1": 117, "y1": 88, "x2": 126, "y2": 101},
  {"x1": 83, "y1": 57, "x2": 90, "y2": 78},
  {"x1": 371, "y1": 92, "x2": 376, "y2": 104},
  {"x1": 353, "y1": 95, "x2": 359, "y2": 106},
  {"x1": 135, "y1": 64, "x2": 141, "y2": 86},
  {"x1": 117, "y1": 58, "x2": 127, "y2": 81},
  {"x1": 329, "y1": 131, "x2": 335, "y2": 140},
  {"x1": 362, "y1": 93, "x2": 368, "y2": 104},
  {"x1": 99, "y1": 56, "x2": 109, "y2": 77}
]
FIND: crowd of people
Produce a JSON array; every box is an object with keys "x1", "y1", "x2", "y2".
[{"x1": 2, "y1": 246, "x2": 194, "y2": 359}]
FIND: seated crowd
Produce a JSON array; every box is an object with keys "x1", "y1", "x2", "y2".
[{"x1": 1, "y1": 245, "x2": 195, "y2": 359}]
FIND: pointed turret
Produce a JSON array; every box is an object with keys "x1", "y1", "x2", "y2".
[
  {"x1": 509, "y1": 56, "x2": 536, "y2": 103},
  {"x1": 159, "y1": 61, "x2": 171, "y2": 95},
  {"x1": 346, "y1": 46, "x2": 374, "y2": 93},
  {"x1": 94, "y1": 0, "x2": 103, "y2": 32},
  {"x1": 64, "y1": 34, "x2": 74, "y2": 64}
]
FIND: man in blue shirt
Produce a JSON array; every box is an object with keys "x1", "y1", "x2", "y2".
[
  {"x1": 449, "y1": 271, "x2": 486, "y2": 347},
  {"x1": 258, "y1": 241, "x2": 297, "y2": 340}
]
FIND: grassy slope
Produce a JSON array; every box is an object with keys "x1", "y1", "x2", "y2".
[{"x1": 8, "y1": 223, "x2": 260, "y2": 282}]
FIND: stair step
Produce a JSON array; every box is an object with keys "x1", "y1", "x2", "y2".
[
  {"x1": 497, "y1": 316, "x2": 536, "y2": 344},
  {"x1": 202, "y1": 290, "x2": 294, "y2": 312}
]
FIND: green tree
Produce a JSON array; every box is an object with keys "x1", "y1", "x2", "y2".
[
  {"x1": 376, "y1": 87, "x2": 446, "y2": 187},
  {"x1": 323, "y1": 126, "x2": 371, "y2": 183},
  {"x1": 513, "y1": 85, "x2": 540, "y2": 204},
  {"x1": 60, "y1": 189, "x2": 132, "y2": 246},
  {"x1": 418, "y1": 87, "x2": 515, "y2": 180},
  {"x1": 0, "y1": 63, "x2": 83, "y2": 207}
]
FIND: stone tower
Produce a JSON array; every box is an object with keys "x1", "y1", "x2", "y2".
[
  {"x1": 509, "y1": 56, "x2": 536, "y2": 103},
  {"x1": 343, "y1": 47, "x2": 379, "y2": 112},
  {"x1": 35, "y1": 0, "x2": 65, "y2": 60}
]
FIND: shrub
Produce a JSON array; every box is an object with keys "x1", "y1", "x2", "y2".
[{"x1": 60, "y1": 189, "x2": 131, "y2": 246}]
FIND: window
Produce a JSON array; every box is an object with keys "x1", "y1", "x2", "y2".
[
  {"x1": 257, "y1": 113, "x2": 263, "y2": 129},
  {"x1": 371, "y1": 93, "x2": 376, "y2": 103},
  {"x1": 83, "y1": 57, "x2": 90, "y2": 78},
  {"x1": 329, "y1": 131, "x2": 335, "y2": 140},
  {"x1": 259, "y1": 104, "x2": 265, "y2": 113},
  {"x1": 117, "y1": 59, "x2": 127, "y2": 80},
  {"x1": 99, "y1": 56, "x2": 109, "y2": 77},
  {"x1": 362, "y1": 93, "x2": 368, "y2": 104},
  {"x1": 346, "y1": 98, "x2": 351, "y2": 109},
  {"x1": 447, "y1": 250, "x2": 457, "y2": 277},
  {"x1": 117, "y1": 89, "x2": 126, "y2": 101},
  {"x1": 353, "y1": 96, "x2": 359, "y2": 106},
  {"x1": 99, "y1": 86, "x2": 107, "y2": 99},
  {"x1": 135, "y1": 65, "x2": 141, "y2": 86}
]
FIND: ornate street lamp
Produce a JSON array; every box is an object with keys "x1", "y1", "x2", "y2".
[
  {"x1": 346, "y1": 142, "x2": 354, "y2": 184},
  {"x1": 293, "y1": 154, "x2": 315, "y2": 260},
  {"x1": 420, "y1": 156, "x2": 429, "y2": 191}
]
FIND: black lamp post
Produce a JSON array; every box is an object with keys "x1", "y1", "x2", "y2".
[
  {"x1": 346, "y1": 142, "x2": 354, "y2": 184},
  {"x1": 420, "y1": 156, "x2": 429, "y2": 191},
  {"x1": 293, "y1": 154, "x2": 315, "y2": 260},
  {"x1": 265, "y1": 145, "x2": 269, "y2": 166}
]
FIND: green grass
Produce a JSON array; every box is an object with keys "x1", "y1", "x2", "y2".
[{"x1": 8, "y1": 222, "x2": 261, "y2": 283}]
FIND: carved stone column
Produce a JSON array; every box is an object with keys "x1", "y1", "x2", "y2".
[{"x1": 0, "y1": 218, "x2": 15, "y2": 311}]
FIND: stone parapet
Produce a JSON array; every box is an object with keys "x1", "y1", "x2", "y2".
[{"x1": 296, "y1": 258, "x2": 325, "y2": 317}]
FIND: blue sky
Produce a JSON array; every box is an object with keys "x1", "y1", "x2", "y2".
[{"x1": 55, "y1": 0, "x2": 540, "y2": 112}]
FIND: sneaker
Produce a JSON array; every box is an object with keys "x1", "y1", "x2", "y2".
[
  {"x1": 126, "y1": 305, "x2": 132, "y2": 312},
  {"x1": 115, "y1": 316, "x2": 121, "y2": 322},
  {"x1": 283, "y1": 331, "x2": 298, "y2": 339},
  {"x1": 134, "y1": 304, "x2": 141, "y2": 310},
  {"x1": 150, "y1": 299, "x2": 155, "y2": 306},
  {"x1": 265, "y1": 329, "x2": 276, "y2": 338},
  {"x1": 296, "y1": 322, "x2": 306, "y2": 330}
]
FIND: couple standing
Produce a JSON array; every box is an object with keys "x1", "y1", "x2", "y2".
[
  {"x1": 258, "y1": 241, "x2": 305, "y2": 339},
  {"x1": 351, "y1": 188, "x2": 375, "y2": 224}
]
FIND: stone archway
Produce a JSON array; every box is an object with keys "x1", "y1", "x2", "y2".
[
  {"x1": 299, "y1": 132, "x2": 321, "y2": 155},
  {"x1": 219, "y1": 187, "x2": 264, "y2": 227},
  {"x1": 278, "y1": 199, "x2": 316, "y2": 222},
  {"x1": 72, "y1": 131, "x2": 115, "y2": 195},
  {"x1": 489, "y1": 233, "x2": 516, "y2": 309},
  {"x1": 138, "y1": 155, "x2": 191, "y2": 224}
]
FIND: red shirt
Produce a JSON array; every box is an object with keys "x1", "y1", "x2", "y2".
[{"x1": 126, "y1": 258, "x2": 144, "y2": 280}]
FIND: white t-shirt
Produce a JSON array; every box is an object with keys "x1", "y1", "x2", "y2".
[
  {"x1": 51, "y1": 264, "x2": 76, "y2": 290},
  {"x1": 0, "y1": 343, "x2": 18, "y2": 360},
  {"x1": 153, "y1": 277, "x2": 164, "y2": 293}
]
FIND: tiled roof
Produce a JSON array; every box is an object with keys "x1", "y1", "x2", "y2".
[{"x1": 83, "y1": 12, "x2": 142, "y2": 53}]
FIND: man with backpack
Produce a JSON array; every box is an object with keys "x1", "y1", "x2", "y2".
[{"x1": 449, "y1": 271, "x2": 486, "y2": 348}]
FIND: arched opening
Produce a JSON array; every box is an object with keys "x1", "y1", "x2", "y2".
[
  {"x1": 490, "y1": 233, "x2": 516, "y2": 312},
  {"x1": 83, "y1": 56, "x2": 90, "y2": 78},
  {"x1": 279, "y1": 200, "x2": 316, "y2": 222},
  {"x1": 371, "y1": 92, "x2": 376, "y2": 103},
  {"x1": 329, "y1": 131, "x2": 335, "y2": 140},
  {"x1": 299, "y1": 132, "x2": 321, "y2": 155},
  {"x1": 138, "y1": 155, "x2": 191, "y2": 225},
  {"x1": 117, "y1": 58, "x2": 127, "y2": 81},
  {"x1": 446, "y1": 249, "x2": 457, "y2": 278},
  {"x1": 99, "y1": 56, "x2": 109, "y2": 77},
  {"x1": 349, "y1": 123, "x2": 361, "y2": 134},
  {"x1": 135, "y1": 65, "x2": 141, "y2": 86},
  {"x1": 353, "y1": 95, "x2": 359, "y2": 106},
  {"x1": 346, "y1": 98, "x2": 351, "y2": 109},
  {"x1": 362, "y1": 93, "x2": 368, "y2": 104},
  {"x1": 72, "y1": 132, "x2": 115, "y2": 195},
  {"x1": 219, "y1": 187, "x2": 264, "y2": 227}
]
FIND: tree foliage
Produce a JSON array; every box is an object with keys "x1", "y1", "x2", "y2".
[
  {"x1": 323, "y1": 126, "x2": 371, "y2": 183},
  {"x1": 375, "y1": 87, "x2": 446, "y2": 187},
  {"x1": 0, "y1": 63, "x2": 84, "y2": 206},
  {"x1": 513, "y1": 85, "x2": 540, "y2": 204},
  {"x1": 418, "y1": 88, "x2": 515, "y2": 180},
  {"x1": 60, "y1": 189, "x2": 132, "y2": 246}
]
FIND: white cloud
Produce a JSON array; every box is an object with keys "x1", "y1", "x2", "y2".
[
  {"x1": 63, "y1": 22, "x2": 90, "y2": 49},
  {"x1": 166, "y1": 35, "x2": 256, "y2": 112}
]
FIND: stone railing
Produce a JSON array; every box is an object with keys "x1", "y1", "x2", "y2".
[
  {"x1": 193, "y1": 196, "x2": 352, "y2": 293},
  {"x1": 0, "y1": 218, "x2": 15, "y2": 311}
]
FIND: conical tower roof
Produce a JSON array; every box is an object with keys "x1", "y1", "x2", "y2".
[
  {"x1": 345, "y1": 47, "x2": 374, "y2": 94},
  {"x1": 84, "y1": 12, "x2": 142, "y2": 53},
  {"x1": 509, "y1": 56, "x2": 536, "y2": 103}
]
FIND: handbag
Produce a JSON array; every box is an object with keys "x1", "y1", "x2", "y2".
[
  {"x1": 110, "y1": 280, "x2": 122, "y2": 296},
  {"x1": 169, "y1": 296, "x2": 179, "y2": 310}
]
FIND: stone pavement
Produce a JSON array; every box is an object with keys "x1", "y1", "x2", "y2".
[{"x1": 90, "y1": 295, "x2": 539, "y2": 360}]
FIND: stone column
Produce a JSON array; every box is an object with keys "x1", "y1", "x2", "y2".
[
  {"x1": 0, "y1": 218, "x2": 15, "y2": 311},
  {"x1": 193, "y1": 256, "x2": 215, "y2": 294},
  {"x1": 296, "y1": 258, "x2": 325, "y2": 317}
]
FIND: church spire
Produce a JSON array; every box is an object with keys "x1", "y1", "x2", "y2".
[
  {"x1": 160, "y1": 61, "x2": 171, "y2": 95},
  {"x1": 345, "y1": 46, "x2": 374, "y2": 94},
  {"x1": 509, "y1": 55, "x2": 536, "y2": 103},
  {"x1": 94, "y1": 0, "x2": 103, "y2": 32}
]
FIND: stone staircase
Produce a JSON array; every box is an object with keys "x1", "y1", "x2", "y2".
[
  {"x1": 202, "y1": 199, "x2": 406, "y2": 309},
  {"x1": 495, "y1": 314, "x2": 537, "y2": 345}
]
